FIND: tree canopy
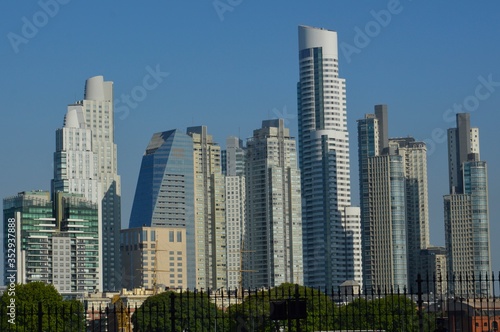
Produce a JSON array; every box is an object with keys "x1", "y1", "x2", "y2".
[{"x1": 0, "y1": 282, "x2": 84, "y2": 331}]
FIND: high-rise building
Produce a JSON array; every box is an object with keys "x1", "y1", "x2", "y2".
[
  {"x1": 187, "y1": 126, "x2": 226, "y2": 291},
  {"x1": 224, "y1": 137, "x2": 246, "y2": 290},
  {"x1": 297, "y1": 25, "x2": 361, "y2": 289},
  {"x1": 3, "y1": 191, "x2": 99, "y2": 294},
  {"x1": 52, "y1": 106, "x2": 102, "y2": 289},
  {"x1": 389, "y1": 137, "x2": 430, "y2": 290},
  {"x1": 129, "y1": 130, "x2": 194, "y2": 229},
  {"x1": 62, "y1": 76, "x2": 122, "y2": 291},
  {"x1": 128, "y1": 129, "x2": 194, "y2": 287},
  {"x1": 52, "y1": 106, "x2": 101, "y2": 204},
  {"x1": 358, "y1": 106, "x2": 429, "y2": 291},
  {"x1": 444, "y1": 113, "x2": 491, "y2": 295},
  {"x1": 245, "y1": 119, "x2": 303, "y2": 288}
]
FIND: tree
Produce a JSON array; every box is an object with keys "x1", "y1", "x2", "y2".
[
  {"x1": 0, "y1": 282, "x2": 84, "y2": 331},
  {"x1": 229, "y1": 283, "x2": 338, "y2": 332},
  {"x1": 338, "y1": 294, "x2": 419, "y2": 331},
  {"x1": 132, "y1": 290, "x2": 227, "y2": 331}
]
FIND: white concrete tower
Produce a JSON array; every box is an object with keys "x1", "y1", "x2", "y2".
[
  {"x1": 297, "y1": 25, "x2": 361, "y2": 289},
  {"x1": 80, "y1": 76, "x2": 122, "y2": 291}
]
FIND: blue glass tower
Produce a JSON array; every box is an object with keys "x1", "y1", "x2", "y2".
[
  {"x1": 129, "y1": 130, "x2": 195, "y2": 288},
  {"x1": 129, "y1": 130, "x2": 194, "y2": 229}
]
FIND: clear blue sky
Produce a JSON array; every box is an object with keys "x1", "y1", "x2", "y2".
[{"x1": 1, "y1": 1, "x2": 499, "y2": 273}]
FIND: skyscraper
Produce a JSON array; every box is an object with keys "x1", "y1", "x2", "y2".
[
  {"x1": 444, "y1": 113, "x2": 491, "y2": 295},
  {"x1": 358, "y1": 106, "x2": 429, "y2": 290},
  {"x1": 187, "y1": 126, "x2": 226, "y2": 291},
  {"x1": 77, "y1": 76, "x2": 122, "y2": 290},
  {"x1": 129, "y1": 130, "x2": 194, "y2": 229},
  {"x1": 297, "y1": 25, "x2": 362, "y2": 289},
  {"x1": 224, "y1": 137, "x2": 246, "y2": 290},
  {"x1": 52, "y1": 106, "x2": 102, "y2": 289},
  {"x1": 53, "y1": 75, "x2": 121, "y2": 291},
  {"x1": 389, "y1": 137, "x2": 430, "y2": 290},
  {"x1": 245, "y1": 119, "x2": 303, "y2": 288},
  {"x1": 128, "y1": 129, "x2": 195, "y2": 288}
]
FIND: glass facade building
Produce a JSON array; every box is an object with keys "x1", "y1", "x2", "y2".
[
  {"x1": 3, "y1": 191, "x2": 99, "y2": 294},
  {"x1": 445, "y1": 113, "x2": 491, "y2": 295},
  {"x1": 129, "y1": 129, "x2": 195, "y2": 288}
]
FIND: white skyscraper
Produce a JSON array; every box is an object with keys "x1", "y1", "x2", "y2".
[
  {"x1": 187, "y1": 126, "x2": 226, "y2": 291},
  {"x1": 245, "y1": 119, "x2": 303, "y2": 288},
  {"x1": 69, "y1": 76, "x2": 121, "y2": 291},
  {"x1": 53, "y1": 106, "x2": 101, "y2": 205},
  {"x1": 224, "y1": 137, "x2": 246, "y2": 290},
  {"x1": 52, "y1": 106, "x2": 102, "y2": 290},
  {"x1": 297, "y1": 25, "x2": 361, "y2": 289}
]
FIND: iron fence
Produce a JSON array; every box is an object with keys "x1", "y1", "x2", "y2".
[{"x1": 1, "y1": 273, "x2": 500, "y2": 331}]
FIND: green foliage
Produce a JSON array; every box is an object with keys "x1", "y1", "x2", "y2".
[
  {"x1": 339, "y1": 295, "x2": 419, "y2": 331},
  {"x1": 0, "y1": 282, "x2": 85, "y2": 331},
  {"x1": 229, "y1": 283, "x2": 338, "y2": 332},
  {"x1": 132, "y1": 290, "x2": 227, "y2": 331}
]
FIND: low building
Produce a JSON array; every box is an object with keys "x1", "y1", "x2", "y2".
[{"x1": 121, "y1": 226, "x2": 187, "y2": 291}]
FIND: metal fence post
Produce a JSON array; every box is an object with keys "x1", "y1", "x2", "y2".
[
  {"x1": 170, "y1": 292, "x2": 176, "y2": 331},
  {"x1": 38, "y1": 302, "x2": 43, "y2": 332}
]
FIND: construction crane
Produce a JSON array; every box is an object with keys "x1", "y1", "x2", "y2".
[{"x1": 135, "y1": 234, "x2": 173, "y2": 294}]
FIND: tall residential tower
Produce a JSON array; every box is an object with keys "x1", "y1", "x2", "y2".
[
  {"x1": 187, "y1": 126, "x2": 227, "y2": 291},
  {"x1": 52, "y1": 76, "x2": 121, "y2": 291},
  {"x1": 358, "y1": 106, "x2": 430, "y2": 291},
  {"x1": 297, "y1": 25, "x2": 362, "y2": 289},
  {"x1": 245, "y1": 119, "x2": 303, "y2": 288},
  {"x1": 444, "y1": 113, "x2": 491, "y2": 295},
  {"x1": 224, "y1": 137, "x2": 246, "y2": 290}
]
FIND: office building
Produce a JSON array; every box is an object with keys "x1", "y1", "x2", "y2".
[
  {"x1": 224, "y1": 136, "x2": 246, "y2": 290},
  {"x1": 444, "y1": 113, "x2": 491, "y2": 295},
  {"x1": 297, "y1": 25, "x2": 362, "y2": 289},
  {"x1": 128, "y1": 129, "x2": 194, "y2": 287},
  {"x1": 187, "y1": 126, "x2": 226, "y2": 291},
  {"x1": 3, "y1": 191, "x2": 99, "y2": 294},
  {"x1": 245, "y1": 119, "x2": 303, "y2": 288}
]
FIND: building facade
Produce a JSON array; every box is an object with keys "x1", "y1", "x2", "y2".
[
  {"x1": 444, "y1": 113, "x2": 491, "y2": 295},
  {"x1": 389, "y1": 137, "x2": 430, "y2": 290},
  {"x1": 187, "y1": 126, "x2": 226, "y2": 291},
  {"x1": 245, "y1": 119, "x2": 303, "y2": 288},
  {"x1": 224, "y1": 136, "x2": 246, "y2": 290},
  {"x1": 420, "y1": 247, "x2": 448, "y2": 295},
  {"x1": 72, "y1": 76, "x2": 121, "y2": 291},
  {"x1": 128, "y1": 129, "x2": 194, "y2": 288},
  {"x1": 121, "y1": 227, "x2": 187, "y2": 290},
  {"x1": 358, "y1": 106, "x2": 430, "y2": 291},
  {"x1": 297, "y1": 25, "x2": 361, "y2": 289},
  {"x1": 3, "y1": 191, "x2": 99, "y2": 294}
]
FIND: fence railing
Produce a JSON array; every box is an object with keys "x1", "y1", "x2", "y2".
[{"x1": 1, "y1": 273, "x2": 500, "y2": 331}]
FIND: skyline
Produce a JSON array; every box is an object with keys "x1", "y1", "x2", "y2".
[{"x1": 1, "y1": 1, "x2": 500, "y2": 274}]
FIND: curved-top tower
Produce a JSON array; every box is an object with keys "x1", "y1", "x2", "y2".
[{"x1": 297, "y1": 25, "x2": 362, "y2": 289}]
